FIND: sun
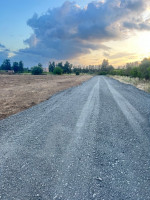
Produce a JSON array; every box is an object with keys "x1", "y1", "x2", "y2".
[{"x1": 136, "y1": 31, "x2": 150, "y2": 59}]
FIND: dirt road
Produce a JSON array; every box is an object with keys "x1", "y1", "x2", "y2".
[{"x1": 0, "y1": 76, "x2": 150, "y2": 199}]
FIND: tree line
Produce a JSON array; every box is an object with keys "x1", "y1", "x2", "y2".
[
  {"x1": 0, "y1": 57, "x2": 150, "y2": 79},
  {"x1": 110, "y1": 58, "x2": 150, "y2": 80},
  {"x1": 48, "y1": 59, "x2": 114, "y2": 75},
  {"x1": 0, "y1": 59, "x2": 24, "y2": 73},
  {"x1": 49, "y1": 61, "x2": 72, "y2": 74}
]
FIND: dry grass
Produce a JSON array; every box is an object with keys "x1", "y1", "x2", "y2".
[
  {"x1": 110, "y1": 75, "x2": 150, "y2": 93},
  {"x1": 0, "y1": 74, "x2": 92, "y2": 120}
]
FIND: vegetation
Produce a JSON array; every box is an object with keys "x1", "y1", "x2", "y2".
[
  {"x1": 0, "y1": 56, "x2": 150, "y2": 80},
  {"x1": 49, "y1": 61, "x2": 72, "y2": 74},
  {"x1": 111, "y1": 76, "x2": 150, "y2": 93},
  {"x1": 111, "y1": 58, "x2": 150, "y2": 80},
  {"x1": 49, "y1": 62, "x2": 55, "y2": 73},
  {"x1": 12, "y1": 61, "x2": 24, "y2": 73},
  {"x1": 1, "y1": 59, "x2": 11, "y2": 70},
  {"x1": 0, "y1": 59, "x2": 24, "y2": 73},
  {"x1": 31, "y1": 66, "x2": 43, "y2": 75},
  {"x1": 53, "y1": 67, "x2": 63, "y2": 75},
  {"x1": 76, "y1": 71, "x2": 80, "y2": 75}
]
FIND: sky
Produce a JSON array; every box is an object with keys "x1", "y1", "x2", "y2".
[{"x1": 0, "y1": 0, "x2": 150, "y2": 67}]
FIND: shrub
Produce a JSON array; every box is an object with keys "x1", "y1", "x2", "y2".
[
  {"x1": 53, "y1": 67, "x2": 63, "y2": 75},
  {"x1": 76, "y1": 71, "x2": 80, "y2": 75},
  {"x1": 31, "y1": 66, "x2": 43, "y2": 75}
]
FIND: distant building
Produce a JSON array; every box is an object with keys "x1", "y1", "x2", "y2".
[
  {"x1": 43, "y1": 67, "x2": 49, "y2": 72},
  {"x1": 0, "y1": 70, "x2": 14, "y2": 74}
]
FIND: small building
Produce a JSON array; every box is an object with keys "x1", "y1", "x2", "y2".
[
  {"x1": 43, "y1": 67, "x2": 49, "y2": 72},
  {"x1": 0, "y1": 70, "x2": 14, "y2": 74}
]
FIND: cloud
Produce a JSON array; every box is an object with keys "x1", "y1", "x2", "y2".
[
  {"x1": 123, "y1": 20, "x2": 150, "y2": 30},
  {"x1": 105, "y1": 52, "x2": 136, "y2": 59},
  {"x1": 0, "y1": 51, "x2": 9, "y2": 64},
  {"x1": 120, "y1": 0, "x2": 146, "y2": 11},
  {"x1": 0, "y1": 43, "x2": 6, "y2": 49},
  {"x1": 0, "y1": 43, "x2": 10, "y2": 63},
  {"x1": 13, "y1": 0, "x2": 150, "y2": 66}
]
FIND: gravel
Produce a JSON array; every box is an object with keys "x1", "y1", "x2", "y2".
[{"x1": 0, "y1": 76, "x2": 150, "y2": 200}]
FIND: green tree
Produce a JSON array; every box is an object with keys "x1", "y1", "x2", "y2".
[
  {"x1": 76, "y1": 71, "x2": 80, "y2": 75},
  {"x1": 139, "y1": 58, "x2": 150, "y2": 80},
  {"x1": 18, "y1": 61, "x2": 24, "y2": 73},
  {"x1": 53, "y1": 67, "x2": 63, "y2": 75},
  {"x1": 130, "y1": 67, "x2": 139, "y2": 78},
  {"x1": 57, "y1": 62, "x2": 63, "y2": 70},
  {"x1": 1, "y1": 59, "x2": 11, "y2": 70},
  {"x1": 31, "y1": 66, "x2": 43, "y2": 75},
  {"x1": 102, "y1": 59, "x2": 109, "y2": 68},
  {"x1": 12, "y1": 62, "x2": 19, "y2": 73},
  {"x1": 49, "y1": 62, "x2": 55, "y2": 72},
  {"x1": 63, "y1": 61, "x2": 72, "y2": 74},
  {"x1": 100, "y1": 59, "x2": 109, "y2": 75}
]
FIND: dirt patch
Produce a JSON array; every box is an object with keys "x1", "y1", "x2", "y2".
[
  {"x1": 0, "y1": 74, "x2": 92, "y2": 120},
  {"x1": 110, "y1": 75, "x2": 150, "y2": 93}
]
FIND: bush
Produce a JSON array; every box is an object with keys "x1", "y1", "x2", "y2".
[
  {"x1": 76, "y1": 71, "x2": 80, "y2": 75},
  {"x1": 53, "y1": 67, "x2": 63, "y2": 75},
  {"x1": 31, "y1": 66, "x2": 43, "y2": 75}
]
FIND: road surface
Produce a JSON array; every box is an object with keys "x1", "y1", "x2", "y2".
[{"x1": 0, "y1": 76, "x2": 150, "y2": 200}]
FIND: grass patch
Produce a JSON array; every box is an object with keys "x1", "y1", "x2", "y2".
[{"x1": 110, "y1": 75, "x2": 150, "y2": 93}]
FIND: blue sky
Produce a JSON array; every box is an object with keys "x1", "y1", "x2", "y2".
[
  {"x1": 0, "y1": 0, "x2": 150, "y2": 67},
  {"x1": 0, "y1": 0, "x2": 90, "y2": 50}
]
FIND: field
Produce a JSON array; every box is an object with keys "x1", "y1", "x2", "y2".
[{"x1": 0, "y1": 74, "x2": 92, "y2": 120}]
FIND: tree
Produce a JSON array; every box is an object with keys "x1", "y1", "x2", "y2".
[
  {"x1": 100, "y1": 59, "x2": 109, "y2": 75},
  {"x1": 18, "y1": 61, "x2": 24, "y2": 73},
  {"x1": 98, "y1": 59, "x2": 113, "y2": 75},
  {"x1": 139, "y1": 58, "x2": 150, "y2": 80},
  {"x1": 130, "y1": 67, "x2": 139, "y2": 78},
  {"x1": 57, "y1": 62, "x2": 63, "y2": 70},
  {"x1": 1, "y1": 59, "x2": 11, "y2": 70},
  {"x1": 76, "y1": 71, "x2": 80, "y2": 75},
  {"x1": 38, "y1": 63, "x2": 42, "y2": 68},
  {"x1": 101, "y1": 59, "x2": 109, "y2": 69},
  {"x1": 53, "y1": 67, "x2": 63, "y2": 75},
  {"x1": 12, "y1": 62, "x2": 19, "y2": 73},
  {"x1": 63, "y1": 61, "x2": 72, "y2": 74},
  {"x1": 31, "y1": 66, "x2": 43, "y2": 75},
  {"x1": 49, "y1": 62, "x2": 55, "y2": 72}
]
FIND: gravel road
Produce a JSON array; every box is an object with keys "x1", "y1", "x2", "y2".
[{"x1": 0, "y1": 76, "x2": 150, "y2": 200}]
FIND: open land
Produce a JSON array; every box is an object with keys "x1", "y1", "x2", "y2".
[{"x1": 0, "y1": 74, "x2": 92, "y2": 120}]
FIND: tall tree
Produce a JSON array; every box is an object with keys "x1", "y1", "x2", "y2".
[
  {"x1": 18, "y1": 61, "x2": 24, "y2": 73},
  {"x1": 63, "y1": 61, "x2": 72, "y2": 74},
  {"x1": 57, "y1": 62, "x2": 63, "y2": 70},
  {"x1": 12, "y1": 62, "x2": 19, "y2": 73},
  {"x1": 101, "y1": 59, "x2": 109, "y2": 69},
  {"x1": 49, "y1": 62, "x2": 55, "y2": 72},
  {"x1": 139, "y1": 58, "x2": 150, "y2": 80},
  {"x1": 1, "y1": 59, "x2": 11, "y2": 70}
]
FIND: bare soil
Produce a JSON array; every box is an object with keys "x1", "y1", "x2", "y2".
[{"x1": 0, "y1": 74, "x2": 92, "y2": 120}]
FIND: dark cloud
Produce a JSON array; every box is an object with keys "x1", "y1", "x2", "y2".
[
  {"x1": 123, "y1": 20, "x2": 150, "y2": 30},
  {"x1": 120, "y1": 0, "x2": 146, "y2": 11},
  {"x1": 13, "y1": 0, "x2": 150, "y2": 66},
  {"x1": 0, "y1": 43, "x2": 10, "y2": 63},
  {"x1": 0, "y1": 43, "x2": 6, "y2": 48},
  {"x1": 0, "y1": 50, "x2": 9, "y2": 64}
]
